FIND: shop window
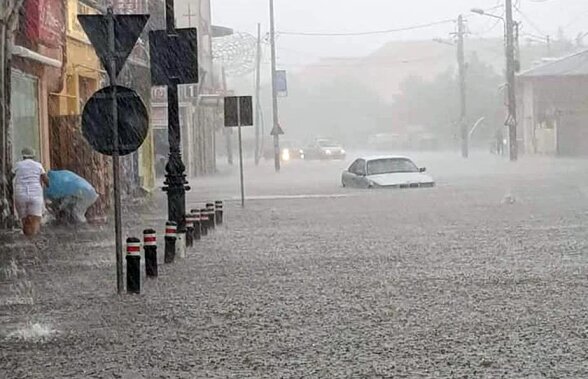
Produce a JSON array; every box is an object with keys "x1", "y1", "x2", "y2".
[{"x1": 10, "y1": 70, "x2": 40, "y2": 164}]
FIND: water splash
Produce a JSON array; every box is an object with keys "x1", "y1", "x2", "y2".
[{"x1": 7, "y1": 322, "x2": 56, "y2": 341}]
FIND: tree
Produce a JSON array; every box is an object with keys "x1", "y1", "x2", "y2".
[
  {"x1": 279, "y1": 75, "x2": 393, "y2": 147},
  {"x1": 391, "y1": 52, "x2": 503, "y2": 148}
]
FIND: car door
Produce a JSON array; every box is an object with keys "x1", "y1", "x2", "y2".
[
  {"x1": 353, "y1": 159, "x2": 369, "y2": 187},
  {"x1": 343, "y1": 159, "x2": 366, "y2": 188}
]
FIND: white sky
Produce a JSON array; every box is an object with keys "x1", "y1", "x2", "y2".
[{"x1": 210, "y1": 0, "x2": 588, "y2": 67}]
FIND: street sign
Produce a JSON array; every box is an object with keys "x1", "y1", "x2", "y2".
[
  {"x1": 82, "y1": 85, "x2": 149, "y2": 156},
  {"x1": 275, "y1": 70, "x2": 288, "y2": 97},
  {"x1": 224, "y1": 96, "x2": 253, "y2": 127},
  {"x1": 149, "y1": 28, "x2": 198, "y2": 86},
  {"x1": 270, "y1": 124, "x2": 284, "y2": 136},
  {"x1": 78, "y1": 14, "x2": 149, "y2": 78},
  {"x1": 78, "y1": 8, "x2": 150, "y2": 295},
  {"x1": 224, "y1": 95, "x2": 254, "y2": 208}
]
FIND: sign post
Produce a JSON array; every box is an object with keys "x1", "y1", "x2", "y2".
[
  {"x1": 225, "y1": 96, "x2": 253, "y2": 207},
  {"x1": 149, "y1": 0, "x2": 198, "y2": 234},
  {"x1": 79, "y1": 8, "x2": 149, "y2": 294}
]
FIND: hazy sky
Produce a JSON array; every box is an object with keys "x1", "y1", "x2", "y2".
[{"x1": 210, "y1": 0, "x2": 588, "y2": 67}]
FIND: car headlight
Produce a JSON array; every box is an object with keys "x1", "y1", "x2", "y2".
[
  {"x1": 341, "y1": 149, "x2": 346, "y2": 154},
  {"x1": 282, "y1": 149, "x2": 291, "y2": 161},
  {"x1": 325, "y1": 150, "x2": 332, "y2": 155}
]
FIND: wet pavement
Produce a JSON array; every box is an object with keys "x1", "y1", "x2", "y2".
[{"x1": 1, "y1": 152, "x2": 588, "y2": 378}]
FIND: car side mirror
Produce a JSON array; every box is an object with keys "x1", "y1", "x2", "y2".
[{"x1": 419, "y1": 167, "x2": 426, "y2": 173}]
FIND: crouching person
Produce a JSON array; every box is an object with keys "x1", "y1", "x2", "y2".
[{"x1": 44, "y1": 170, "x2": 98, "y2": 224}]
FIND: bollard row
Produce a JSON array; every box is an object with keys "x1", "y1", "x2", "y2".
[{"x1": 124, "y1": 201, "x2": 224, "y2": 294}]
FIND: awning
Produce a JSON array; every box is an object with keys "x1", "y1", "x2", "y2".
[{"x1": 11, "y1": 45, "x2": 62, "y2": 68}]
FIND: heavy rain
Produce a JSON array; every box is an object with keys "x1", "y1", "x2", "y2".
[{"x1": 1, "y1": 0, "x2": 588, "y2": 377}]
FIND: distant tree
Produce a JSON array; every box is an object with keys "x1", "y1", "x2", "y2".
[
  {"x1": 279, "y1": 75, "x2": 393, "y2": 146},
  {"x1": 391, "y1": 52, "x2": 504, "y2": 148}
]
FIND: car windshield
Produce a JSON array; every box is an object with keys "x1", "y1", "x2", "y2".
[
  {"x1": 318, "y1": 141, "x2": 340, "y2": 148},
  {"x1": 367, "y1": 158, "x2": 418, "y2": 175}
]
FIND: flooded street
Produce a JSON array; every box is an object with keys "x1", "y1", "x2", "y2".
[{"x1": 1, "y1": 153, "x2": 588, "y2": 378}]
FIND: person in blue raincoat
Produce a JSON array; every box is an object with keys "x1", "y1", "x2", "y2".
[{"x1": 44, "y1": 170, "x2": 99, "y2": 224}]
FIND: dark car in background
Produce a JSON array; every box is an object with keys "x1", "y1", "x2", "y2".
[{"x1": 304, "y1": 139, "x2": 346, "y2": 160}]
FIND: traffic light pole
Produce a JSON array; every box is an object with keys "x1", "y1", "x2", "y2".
[
  {"x1": 163, "y1": 0, "x2": 189, "y2": 231},
  {"x1": 269, "y1": 0, "x2": 281, "y2": 172},
  {"x1": 505, "y1": 0, "x2": 518, "y2": 161}
]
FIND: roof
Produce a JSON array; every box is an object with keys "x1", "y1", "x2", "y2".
[
  {"x1": 519, "y1": 49, "x2": 588, "y2": 78},
  {"x1": 358, "y1": 155, "x2": 413, "y2": 161}
]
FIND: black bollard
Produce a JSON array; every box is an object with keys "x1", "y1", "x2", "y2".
[
  {"x1": 191, "y1": 209, "x2": 201, "y2": 241},
  {"x1": 164, "y1": 221, "x2": 177, "y2": 264},
  {"x1": 185, "y1": 215, "x2": 194, "y2": 248},
  {"x1": 199, "y1": 209, "x2": 209, "y2": 237},
  {"x1": 126, "y1": 237, "x2": 141, "y2": 294},
  {"x1": 143, "y1": 229, "x2": 158, "y2": 278},
  {"x1": 206, "y1": 203, "x2": 216, "y2": 230},
  {"x1": 215, "y1": 200, "x2": 223, "y2": 225}
]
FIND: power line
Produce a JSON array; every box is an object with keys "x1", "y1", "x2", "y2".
[
  {"x1": 275, "y1": 54, "x2": 449, "y2": 67},
  {"x1": 278, "y1": 19, "x2": 455, "y2": 37},
  {"x1": 514, "y1": 4, "x2": 548, "y2": 37}
]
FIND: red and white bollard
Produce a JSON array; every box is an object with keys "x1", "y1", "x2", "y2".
[
  {"x1": 164, "y1": 221, "x2": 177, "y2": 264},
  {"x1": 191, "y1": 209, "x2": 201, "y2": 241},
  {"x1": 143, "y1": 229, "x2": 157, "y2": 278},
  {"x1": 200, "y1": 209, "x2": 209, "y2": 237},
  {"x1": 185, "y1": 215, "x2": 194, "y2": 248},
  {"x1": 126, "y1": 237, "x2": 141, "y2": 294}
]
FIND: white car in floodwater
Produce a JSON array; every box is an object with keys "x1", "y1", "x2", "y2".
[{"x1": 342, "y1": 156, "x2": 435, "y2": 189}]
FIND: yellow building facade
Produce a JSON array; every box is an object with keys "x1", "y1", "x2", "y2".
[{"x1": 51, "y1": 0, "x2": 155, "y2": 191}]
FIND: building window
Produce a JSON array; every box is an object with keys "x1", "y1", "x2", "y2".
[{"x1": 10, "y1": 70, "x2": 40, "y2": 164}]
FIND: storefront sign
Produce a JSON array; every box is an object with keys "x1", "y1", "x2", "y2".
[
  {"x1": 151, "y1": 84, "x2": 199, "y2": 103},
  {"x1": 113, "y1": 0, "x2": 147, "y2": 14},
  {"x1": 23, "y1": 0, "x2": 66, "y2": 48}
]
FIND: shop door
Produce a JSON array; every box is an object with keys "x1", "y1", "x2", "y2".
[{"x1": 11, "y1": 70, "x2": 40, "y2": 164}]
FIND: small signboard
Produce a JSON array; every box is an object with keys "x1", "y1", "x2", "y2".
[
  {"x1": 81, "y1": 85, "x2": 149, "y2": 156},
  {"x1": 224, "y1": 96, "x2": 253, "y2": 127},
  {"x1": 149, "y1": 29, "x2": 199, "y2": 86},
  {"x1": 275, "y1": 70, "x2": 288, "y2": 97}
]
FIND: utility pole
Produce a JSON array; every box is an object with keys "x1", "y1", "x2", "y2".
[
  {"x1": 222, "y1": 67, "x2": 233, "y2": 165},
  {"x1": 505, "y1": 0, "x2": 518, "y2": 161},
  {"x1": 457, "y1": 15, "x2": 468, "y2": 159},
  {"x1": 254, "y1": 23, "x2": 262, "y2": 166},
  {"x1": 269, "y1": 0, "x2": 281, "y2": 172}
]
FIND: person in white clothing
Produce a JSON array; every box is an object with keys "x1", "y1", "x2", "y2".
[{"x1": 13, "y1": 147, "x2": 49, "y2": 236}]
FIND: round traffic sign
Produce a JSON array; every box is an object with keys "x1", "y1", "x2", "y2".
[{"x1": 81, "y1": 85, "x2": 149, "y2": 156}]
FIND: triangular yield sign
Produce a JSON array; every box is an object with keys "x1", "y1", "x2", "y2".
[
  {"x1": 270, "y1": 125, "x2": 284, "y2": 136},
  {"x1": 78, "y1": 14, "x2": 149, "y2": 78}
]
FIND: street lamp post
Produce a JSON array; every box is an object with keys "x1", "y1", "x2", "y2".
[{"x1": 471, "y1": 4, "x2": 518, "y2": 161}]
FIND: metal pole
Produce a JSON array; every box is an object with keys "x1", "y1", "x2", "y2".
[
  {"x1": 505, "y1": 0, "x2": 518, "y2": 161},
  {"x1": 237, "y1": 102, "x2": 245, "y2": 208},
  {"x1": 163, "y1": 0, "x2": 188, "y2": 231},
  {"x1": 457, "y1": 15, "x2": 468, "y2": 158},
  {"x1": 269, "y1": 0, "x2": 281, "y2": 172},
  {"x1": 222, "y1": 67, "x2": 233, "y2": 165},
  {"x1": 254, "y1": 23, "x2": 262, "y2": 166},
  {"x1": 0, "y1": 18, "x2": 7, "y2": 224},
  {"x1": 107, "y1": 7, "x2": 124, "y2": 295}
]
